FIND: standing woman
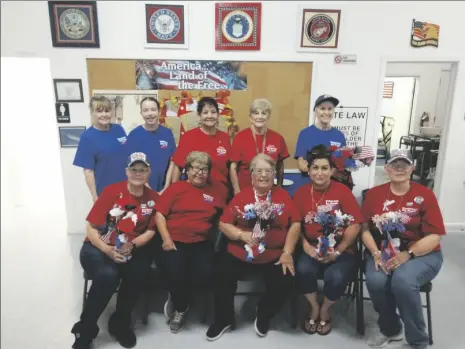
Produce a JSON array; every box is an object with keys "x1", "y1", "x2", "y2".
[
  {"x1": 73, "y1": 96, "x2": 128, "y2": 201},
  {"x1": 171, "y1": 97, "x2": 231, "y2": 196},
  {"x1": 230, "y1": 98, "x2": 289, "y2": 194},
  {"x1": 294, "y1": 95, "x2": 350, "y2": 187},
  {"x1": 125, "y1": 97, "x2": 176, "y2": 194}
]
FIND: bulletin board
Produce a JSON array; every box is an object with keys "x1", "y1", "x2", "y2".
[{"x1": 86, "y1": 59, "x2": 313, "y2": 169}]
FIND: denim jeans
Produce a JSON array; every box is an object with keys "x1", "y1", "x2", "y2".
[
  {"x1": 158, "y1": 241, "x2": 214, "y2": 312},
  {"x1": 296, "y1": 251, "x2": 357, "y2": 300},
  {"x1": 365, "y1": 251, "x2": 443, "y2": 349}
]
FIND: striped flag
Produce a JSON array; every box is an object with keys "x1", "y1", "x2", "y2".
[
  {"x1": 383, "y1": 81, "x2": 394, "y2": 98},
  {"x1": 412, "y1": 20, "x2": 426, "y2": 40}
]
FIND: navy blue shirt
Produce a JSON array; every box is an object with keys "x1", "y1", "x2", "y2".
[
  {"x1": 73, "y1": 124, "x2": 128, "y2": 196},
  {"x1": 125, "y1": 125, "x2": 176, "y2": 192}
]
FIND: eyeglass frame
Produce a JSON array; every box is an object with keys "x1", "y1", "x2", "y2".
[{"x1": 188, "y1": 165, "x2": 210, "y2": 174}]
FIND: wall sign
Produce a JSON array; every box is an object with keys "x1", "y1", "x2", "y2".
[
  {"x1": 332, "y1": 107, "x2": 368, "y2": 147},
  {"x1": 56, "y1": 102, "x2": 70, "y2": 123},
  {"x1": 145, "y1": 4, "x2": 189, "y2": 49},
  {"x1": 411, "y1": 19, "x2": 439, "y2": 48},
  {"x1": 298, "y1": 8, "x2": 341, "y2": 51},
  {"x1": 334, "y1": 54, "x2": 357, "y2": 64}
]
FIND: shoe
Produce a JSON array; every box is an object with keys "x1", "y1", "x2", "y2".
[
  {"x1": 254, "y1": 308, "x2": 269, "y2": 338},
  {"x1": 169, "y1": 307, "x2": 189, "y2": 333},
  {"x1": 108, "y1": 312, "x2": 136, "y2": 348},
  {"x1": 71, "y1": 322, "x2": 98, "y2": 349},
  {"x1": 366, "y1": 330, "x2": 403, "y2": 348},
  {"x1": 163, "y1": 293, "x2": 174, "y2": 318},
  {"x1": 206, "y1": 323, "x2": 232, "y2": 341}
]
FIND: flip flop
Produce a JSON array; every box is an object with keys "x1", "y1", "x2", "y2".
[
  {"x1": 317, "y1": 319, "x2": 332, "y2": 336},
  {"x1": 303, "y1": 318, "x2": 319, "y2": 334}
]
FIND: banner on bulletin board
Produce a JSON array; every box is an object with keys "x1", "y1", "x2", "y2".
[
  {"x1": 135, "y1": 60, "x2": 247, "y2": 90},
  {"x1": 332, "y1": 107, "x2": 368, "y2": 147}
]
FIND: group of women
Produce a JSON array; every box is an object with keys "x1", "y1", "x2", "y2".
[{"x1": 70, "y1": 94, "x2": 446, "y2": 349}]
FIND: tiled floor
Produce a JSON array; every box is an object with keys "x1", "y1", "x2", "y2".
[{"x1": 2, "y1": 203, "x2": 465, "y2": 349}]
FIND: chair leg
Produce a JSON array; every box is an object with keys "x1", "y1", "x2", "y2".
[
  {"x1": 290, "y1": 291, "x2": 298, "y2": 329},
  {"x1": 426, "y1": 291, "x2": 433, "y2": 345},
  {"x1": 82, "y1": 278, "x2": 89, "y2": 312},
  {"x1": 356, "y1": 270, "x2": 365, "y2": 336}
]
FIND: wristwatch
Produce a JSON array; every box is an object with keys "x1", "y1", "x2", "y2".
[{"x1": 408, "y1": 249, "x2": 416, "y2": 259}]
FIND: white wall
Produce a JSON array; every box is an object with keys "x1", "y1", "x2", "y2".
[
  {"x1": 2, "y1": 1, "x2": 465, "y2": 231},
  {"x1": 386, "y1": 62, "x2": 452, "y2": 132}
]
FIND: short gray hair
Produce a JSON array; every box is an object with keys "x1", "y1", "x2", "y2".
[
  {"x1": 250, "y1": 153, "x2": 276, "y2": 173},
  {"x1": 185, "y1": 151, "x2": 212, "y2": 172},
  {"x1": 249, "y1": 98, "x2": 272, "y2": 115}
]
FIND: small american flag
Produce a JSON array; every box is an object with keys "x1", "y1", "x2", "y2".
[
  {"x1": 412, "y1": 20, "x2": 426, "y2": 40},
  {"x1": 383, "y1": 81, "x2": 394, "y2": 99}
]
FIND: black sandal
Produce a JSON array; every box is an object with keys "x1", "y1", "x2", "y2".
[
  {"x1": 303, "y1": 318, "x2": 319, "y2": 334},
  {"x1": 317, "y1": 319, "x2": 332, "y2": 336}
]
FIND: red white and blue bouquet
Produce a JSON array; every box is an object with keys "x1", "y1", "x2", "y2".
[
  {"x1": 372, "y1": 211, "x2": 411, "y2": 263},
  {"x1": 305, "y1": 204, "x2": 354, "y2": 257},
  {"x1": 235, "y1": 201, "x2": 284, "y2": 261}
]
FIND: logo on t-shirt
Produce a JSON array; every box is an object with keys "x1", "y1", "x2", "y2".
[
  {"x1": 401, "y1": 207, "x2": 418, "y2": 215},
  {"x1": 330, "y1": 141, "x2": 341, "y2": 147},
  {"x1": 266, "y1": 144, "x2": 277, "y2": 153},
  {"x1": 325, "y1": 200, "x2": 339, "y2": 209},
  {"x1": 117, "y1": 136, "x2": 127, "y2": 144},
  {"x1": 216, "y1": 146, "x2": 227, "y2": 156},
  {"x1": 147, "y1": 200, "x2": 155, "y2": 208},
  {"x1": 203, "y1": 194, "x2": 214, "y2": 203},
  {"x1": 159, "y1": 140, "x2": 168, "y2": 149}
]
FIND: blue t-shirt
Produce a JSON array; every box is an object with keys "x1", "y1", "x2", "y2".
[
  {"x1": 73, "y1": 124, "x2": 128, "y2": 196},
  {"x1": 125, "y1": 125, "x2": 176, "y2": 192}
]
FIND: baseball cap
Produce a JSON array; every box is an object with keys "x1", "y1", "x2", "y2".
[
  {"x1": 127, "y1": 152, "x2": 150, "y2": 167},
  {"x1": 386, "y1": 149, "x2": 413, "y2": 165},
  {"x1": 314, "y1": 94, "x2": 340, "y2": 110}
]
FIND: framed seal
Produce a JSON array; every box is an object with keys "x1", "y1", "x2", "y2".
[
  {"x1": 215, "y1": 2, "x2": 261, "y2": 51},
  {"x1": 297, "y1": 8, "x2": 341, "y2": 51},
  {"x1": 48, "y1": 1, "x2": 100, "y2": 48},
  {"x1": 145, "y1": 4, "x2": 188, "y2": 49}
]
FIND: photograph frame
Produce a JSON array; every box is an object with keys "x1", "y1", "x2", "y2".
[
  {"x1": 48, "y1": 1, "x2": 100, "y2": 48},
  {"x1": 58, "y1": 126, "x2": 86, "y2": 148},
  {"x1": 215, "y1": 2, "x2": 262, "y2": 51},
  {"x1": 296, "y1": 7, "x2": 342, "y2": 53},
  {"x1": 145, "y1": 2, "x2": 189, "y2": 50},
  {"x1": 54, "y1": 79, "x2": 84, "y2": 103}
]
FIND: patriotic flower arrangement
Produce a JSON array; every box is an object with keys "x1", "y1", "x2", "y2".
[
  {"x1": 327, "y1": 145, "x2": 375, "y2": 172},
  {"x1": 305, "y1": 204, "x2": 354, "y2": 257},
  {"x1": 372, "y1": 211, "x2": 411, "y2": 263},
  {"x1": 235, "y1": 201, "x2": 284, "y2": 261}
]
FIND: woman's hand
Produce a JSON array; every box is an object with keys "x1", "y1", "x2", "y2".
[
  {"x1": 372, "y1": 251, "x2": 388, "y2": 274},
  {"x1": 304, "y1": 243, "x2": 319, "y2": 259},
  {"x1": 318, "y1": 252, "x2": 338, "y2": 264},
  {"x1": 162, "y1": 238, "x2": 177, "y2": 251},
  {"x1": 275, "y1": 251, "x2": 295, "y2": 276},
  {"x1": 105, "y1": 246, "x2": 127, "y2": 263},
  {"x1": 239, "y1": 231, "x2": 256, "y2": 246},
  {"x1": 118, "y1": 242, "x2": 134, "y2": 256},
  {"x1": 386, "y1": 251, "x2": 410, "y2": 272}
]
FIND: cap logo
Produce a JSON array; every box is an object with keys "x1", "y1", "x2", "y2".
[{"x1": 130, "y1": 152, "x2": 147, "y2": 162}]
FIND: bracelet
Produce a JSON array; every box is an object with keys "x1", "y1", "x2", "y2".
[
  {"x1": 373, "y1": 250, "x2": 381, "y2": 257},
  {"x1": 334, "y1": 250, "x2": 341, "y2": 257}
]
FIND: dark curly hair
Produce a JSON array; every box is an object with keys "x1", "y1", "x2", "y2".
[
  {"x1": 306, "y1": 144, "x2": 335, "y2": 168},
  {"x1": 197, "y1": 97, "x2": 219, "y2": 115}
]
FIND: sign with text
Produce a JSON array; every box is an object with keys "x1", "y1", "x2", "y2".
[
  {"x1": 135, "y1": 60, "x2": 247, "y2": 90},
  {"x1": 332, "y1": 107, "x2": 368, "y2": 146},
  {"x1": 55, "y1": 102, "x2": 70, "y2": 123}
]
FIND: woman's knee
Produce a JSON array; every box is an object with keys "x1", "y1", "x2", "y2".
[
  {"x1": 296, "y1": 254, "x2": 319, "y2": 278},
  {"x1": 93, "y1": 266, "x2": 120, "y2": 288},
  {"x1": 365, "y1": 268, "x2": 388, "y2": 293}
]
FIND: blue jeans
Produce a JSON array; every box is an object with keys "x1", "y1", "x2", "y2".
[
  {"x1": 365, "y1": 251, "x2": 443, "y2": 349},
  {"x1": 296, "y1": 251, "x2": 357, "y2": 300}
]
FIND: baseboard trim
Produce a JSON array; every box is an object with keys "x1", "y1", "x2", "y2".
[{"x1": 445, "y1": 223, "x2": 465, "y2": 233}]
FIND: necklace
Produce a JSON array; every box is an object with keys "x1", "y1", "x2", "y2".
[
  {"x1": 251, "y1": 127, "x2": 267, "y2": 154},
  {"x1": 311, "y1": 183, "x2": 330, "y2": 209},
  {"x1": 254, "y1": 188, "x2": 271, "y2": 203}
]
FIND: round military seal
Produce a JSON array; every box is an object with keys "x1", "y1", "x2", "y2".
[
  {"x1": 305, "y1": 14, "x2": 335, "y2": 45},
  {"x1": 59, "y1": 8, "x2": 90, "y2": 39},
  {"x1": 149, "y1": 9, "x2": 181, "y2": 41},
  {"x1": 221, "y1": 10, "x2": 254, "y2": 43}
]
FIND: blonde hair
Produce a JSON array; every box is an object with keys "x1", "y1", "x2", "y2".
[
  {"x1": 185, "y1": 151, "x2": 212, "y2": 172},
  {"x1": 249, "y1": 98, "x2": 272, "y2": 116},
  {"x1": 89, "y1": 95, "x2": 111, "y2": 112},
  {"x1": 250, "y1": 153, "x2": 276, "y2": 173}
]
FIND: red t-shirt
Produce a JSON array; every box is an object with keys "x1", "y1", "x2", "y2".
[
  {"x1": 221, "y1": 186, "x2": 301, "y2": 264},
  {"x1": 86, "y1": 181, "x2": 159, "y2": 245},
  {"x1": 362, "y1": 181, "x2": 446, "y2": 251},
  {"x1": 293, "y1": 181, "x2": 363, "y2": 253},
  {"x1": 230, "y1": 128, "x2": 289, "y2": 190},
  {"x1": 172, "y1": 127, "x2": 231, "y2": 188},
  {"x1": 156, "y1": 181, "x2": 227, "y2": 243}
]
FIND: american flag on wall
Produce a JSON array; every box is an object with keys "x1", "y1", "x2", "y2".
[
  {"x1": 135, "y1": 60, "x2": 247, "y2": 90},
  {"x1": 383, "y1": 81, "x2": 394, "y2": 98}
]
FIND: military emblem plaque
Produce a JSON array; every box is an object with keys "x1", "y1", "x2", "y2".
[
  {"x1": 299, "y1": 8, "x2": 341, "y2": 50},
  {"x1": 215, "y1": 2, "x2": 262, "y2": 51},
  {"x1": 48, "y1": 1, "x2": 100, "y2": 48},
  {"x1": 145, "y1": 4, "x2": 188, "y2": 49}
]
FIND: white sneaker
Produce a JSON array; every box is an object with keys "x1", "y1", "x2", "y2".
[
  {"x1": 366, "y1": 330, "x2": 403, "y2": 348},
  {"x1": 164, "y1": 293, "x2": 174, "y2": 318}
]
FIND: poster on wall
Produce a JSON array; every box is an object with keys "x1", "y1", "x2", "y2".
[
  {"x1": 145, "y1": 3, "x2": 189, "y2": 49},
  {"x1": 214, "y1": 2, "x2": 262, "y2": 51},
  {"x1": 331, "y1": 107, "x2": 368, "y2": 147},
  {"x1": 58, "y1": 126, "x2": 86, "y2": 148},
  {"x1": 297, "y1": 7, "x2": 341, "y2": 52},
  {"x1": 92, "y1": 90, "x2": 159, "y2": 135},
  {"x1": 410, "y1": 19, "x2": 439, "y2": 48},
  {"x1": 135, "y1": 60, "x2": 247, "y2": 90}
]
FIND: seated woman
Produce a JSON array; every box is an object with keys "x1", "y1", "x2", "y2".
[
  {"x1": 206, "y1": 153, "x2": 301, "y2": 341},
  {"x1": 361, "y1": 149, "x2": 446, "y2": 349},
  {"x1": 293, "y1": 145, "x2": 362, "y2": 335},
  {"x1": 155, "y1": 151, "x2": 227, "y2": 334},
  {"x1": 71, "y1": 152, "x2": 159, "y2": 349}
]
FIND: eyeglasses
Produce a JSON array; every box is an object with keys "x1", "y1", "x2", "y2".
[
  {"x1": 128, "y1": 168, "x2": 149, "y2": 174},
  {"x1": 253, "y1": 168, "x2": 275, "y2": 175},
  {"x1": 190, "y1": 166, "x2": 209, "y2": 174},
  {"x1": 387, "y1": 161, "x2": 412, "y2": 170}
]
